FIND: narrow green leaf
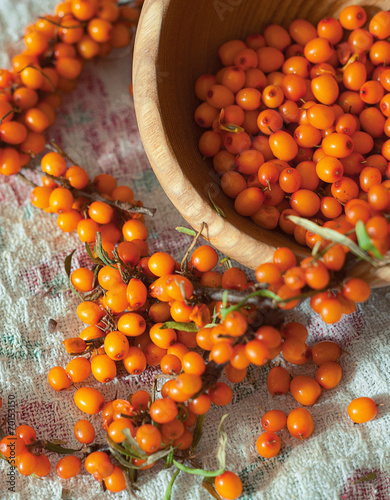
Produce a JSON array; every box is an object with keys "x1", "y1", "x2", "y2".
[
  {"x1": 44, "y1": 441, "x2": 82, "y2": 454},
  {"x1": 311, "y1": 239, "x2": 321, "y2": 257},
  {"x1": 172, "y1": 460, "x2": 224, "y2": 478},
  {"x1": 191, "y1": 414, "x2": 205, "y2": 452},
  {"x1": 161, "y1": 321, "x2": 198, "y2": 332},
  {"x1": 163, "y1": 469, "x2": 180, "y2": 500},
  {"x1": 219, "y1": 289, "x2": 281, "y2": 321},
  {"x1": 287, "y1": 215, "x2": 377, "y2": 266},
  {"x1": 208, "y1": 188, "x2": 226, "y2": 218},
  {"x1": 175, "y1": 227, "x2": 197, "y2": 237},
  {"x1": 64, "y1": 249, "x2": 83, "y2": 300},
  {"x1": 95, "y1": 232, "x2": 117, "y2": 269},
  {"x1": 355, "y1": 472, "x2": 377, "y2": 483},
  {"x1": 165, "y1": 449, "x2": 174, "y2": 469},
  {"x1": 85, "y1": 242, "x2": 103, "y2": 265},
  {"x1": 221, "y1": 290, "x2": 229, "y2": 310},
  {"x1": 355, "y1": 220, "x2": 383, "y2": 259}
]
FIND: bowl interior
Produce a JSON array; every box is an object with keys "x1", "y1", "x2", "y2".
[{"x1": 135, "y1": 0, "x2": 382, "y2": 268}]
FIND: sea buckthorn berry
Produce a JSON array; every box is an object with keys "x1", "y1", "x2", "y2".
[
  {"x1": 290, "y1": 189, "x2": 320, "y2": 217},
  {"x1": 215, "y1": 471, "x2": 243, "y2": 500},
  {"x1": 74, "y1": 387, "x2": 105, "y2": 414},
  {"x1": 261, "y1": 410, "x2": 287, "y2": 433},
  {"x1": 304, "y1": 37, "x2": 334, "y2": 64},
  {"x1": 16, "y1": 425, "x2": 36, "y2": 445},
  {"x1": 312, "y1": 341, "x2": 341, "y2": 366},
  {"x1": 347, "y1": 397, "x2": 378, "y2": 423},
  {"x1": 122, "y1": 219, "x2": 148, "y2": 241},
  {"x1": 256, "y1": 431, "x2": 281, "y2": 458},
  {"x1": 104, "y1": 466, "x2": 126, "y2": 493},
  {"x1": 256, "y1": 326, "x2": 282, "y2": 349},
  {"x1": 56, "y1": 456, "x2": 82, "y2": 479},
  {"x1": 74, "y1": 419, "x2": 95, "y2": 444},
  {"x1": 34, "y1": 454, "x2": 51, "y2": 477},
  {"x1": 269, "y1": 130, "x2": 298, "y2": 162},
  {"x1": 290, "y1": 375, "x2": 321, "y2": 406},
  {"x1": 339, "y1": 5, "x2": 367, "y2": 30},
  {"x1": 126, "y1": 278, "x2": 147, "y2": 309},
  {"x1": 342, "y1": 278, "x2": 371, "y2": 303},
  {"x1": 150, "y1": 323, "x2": 177, "y2": 349},
  {"x1": 104, "y1": 331, "x2": 129, "y2": 361},
  {"x1": 288, "y1": 19, "x2": 317, "y2": 45},
  {"x1": 136, "y1": 424, "x2": 161, "y2": 453},
  {"x1": 315, "y1": 361, "x2": 342, "y2": 389},
  {"x1": 161, "y1": 354, "x2": 182, "y2": 375},
  {"x1": 287, "y1": 408, "x2": 314, "y2": 439},
  {"x1": 148, "y1": 252, "x2": 175, "y2": 277},
  {"x1": 108, "y1": 418, "x2": 135, "y2": 445},
  {"x1": 0, "y1": 436, "x2": 26, "y2": 459},
  {"x1": 191, "y1": 245, "x2": 218, "y2": 272},
  {"x1": 123, "y1": 346, "x2": 147, "y2": 374},
  {"x1": 30, "y1": 186, "x2": 53, "y2": 209},
  {"x1": 255, "y1": 263, "x2": 282, "y2": 286},
  {"x1": 71, "y1": 268, "x2": 94, "y2": 292},
  {"x1": 316, "y1": 156, "x2": 343, "y2": 183},
  {"x1": 311, "y1": 74, "x2": 339, "y2": 105},
  {"x1": 64, "y1": 165, "x2": 89, "y2": 189},
  {"x1": 369, "y1": 11, "x2": 390, "y2": 39},
  {"x1": 182, "y1": 352, "x2": 206, "y2": 376},
  {"x1": 17, "y1": 452, "x2": 37, "y2": 476},
  {"x1": 245, "y1": 339, "x2": 269, "y2": 366},
  {"x1": 317, "y1": 17, "x2": 343, "y2": 44},
  {"x1": 331, "y1": 177, "x2": 359, "y2": 204},
  {"x1": 118, "y1": 312, "x2": 146, "y2": 336},
  {"x1": 88, "y1": 201, "x2": 113, "y2": 224},
  {"x1": 66, "y1": 356, "x2": 91, "y2": 383},
  {"x1": 105, "y1": 283, "x2": 129, "y2": 313},
  {"x1": 257, "y1": 46, "x2": 285, "y2": 73},
  {"x1": 150, "y1": 397, "x2": 178, "y2": 424},
  {"x1": 282, "y1": 337, "x2": 311, "y2": 365},
  {"x1": 91, "y1": 354, "x2": 116, "y2": 383},
  {"x1": 48, "y1": 366, "x2": 72, "y2": 391}
]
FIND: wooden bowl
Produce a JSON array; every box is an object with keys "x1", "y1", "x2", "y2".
[{"x1": 133, "y1": 0, "x2": 390, "y2": 287}]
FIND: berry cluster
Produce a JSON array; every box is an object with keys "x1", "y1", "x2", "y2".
[
  {"x1": 195, "y1": 7, "x2": 390, "y2": 258},
  {"x1": 0, "y1": 0, "x2": 141, "y2": 176},
  {"x1": 0, "y1": 3, "x2": 385, "y2": 500}
]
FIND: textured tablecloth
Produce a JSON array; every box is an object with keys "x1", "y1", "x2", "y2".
[{"x1": 0, "y1": 1, "x2": 389, "y2": 499}]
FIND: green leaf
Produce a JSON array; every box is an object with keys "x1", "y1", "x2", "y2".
[
  {"x1": 208, "y1": 187, "x2": 226, "y2": 218},
  {"x1": 161, "y1": 321, "x2": 198, "y2": 332},
  {"x1": 165, "y1": 449, "x2": 174, "y2": 469},
  {"x1": 287, "y1": 215, "x2": 377, "y2": 266},
  {"x1": 355, "y1": 220, "x2": 383, "y2": 259},
  {"x1": 64, "y1": 249, "x2": 83, "y2": 300},
  {"x1": 191, "y1": 414, "x2": 205, "y2": 452},
  {"x1": 172, "y1": 460, "x2": 224, "y2": 478},
  {"x1": 44, "y1": 441, "x2": 82, "y2": 454},
  {"x1": 85, "y1": 241, "x2": 103, "y2": 265},
  {"x1": 163, "y1": 469, "x2": 180, "y2": 500},
  {"x1": 355, "y1": 472, "x2": 377, "y2": 483},
  {"x1": 95, "y1": 232, "x2": 117, "y2": 269},
  {"x1": 219, "y1": 289, "x2": 281, "y2": 321},
  {"x1": 175, "y1": 227, "x2": 197, "y2": 237}
]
